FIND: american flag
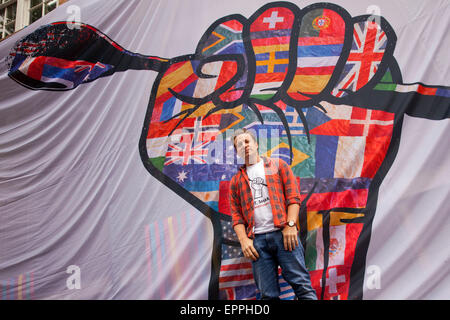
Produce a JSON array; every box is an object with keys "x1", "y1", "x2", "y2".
[
  {"x1": 219, "y1": 247, "x2": 255, "y2": 289},
  {"x1": 332, "y1": 21, "x2": 387, "y2": 97},
  {"x1": 219, "y1": 244, "x2": 296, "y2": 300},
  {"x1": 219, "y1": 245, "x2": 257, "y2": 300},
  {"x1": 277, "y1": 268, "x2": 295, "y2": 300}
]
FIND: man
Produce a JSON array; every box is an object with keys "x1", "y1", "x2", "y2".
[{"x1": 229, "y1": 128, "x2": 317, "y2": 300}]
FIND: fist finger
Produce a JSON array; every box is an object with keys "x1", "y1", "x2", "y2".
[
  {"x1": 165, "y1": 55, "x2": 244, "y2": 106},
  {"x1": 195, "y1": 15, "x2": 250, "y2": 105},
  {"x1": 247, "y1": 3, "x2": 298, "y2": 101},
  {"x1": 331, "y1": 15, "x2": 395, "y2": 98},
  {"x1": 286, "y1": 5, "x2": 349, "y2": 102}
]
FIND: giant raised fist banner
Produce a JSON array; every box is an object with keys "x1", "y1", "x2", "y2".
[{"x1": 1, "y1": 0, "x2": 449, "y2": 300}]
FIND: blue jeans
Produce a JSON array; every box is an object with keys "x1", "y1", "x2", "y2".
[{"x1": 252, "y1": 230, "x2": 317, "y2": 300}]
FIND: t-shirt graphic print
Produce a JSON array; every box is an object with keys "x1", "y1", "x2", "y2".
[{"x1": 246, "y1": 159, "x2": 279, "y2": 234}]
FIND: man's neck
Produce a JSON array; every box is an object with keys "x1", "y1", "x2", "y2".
[{"x1": 245, "y1": 154, "x2": 261, "y2": 167}]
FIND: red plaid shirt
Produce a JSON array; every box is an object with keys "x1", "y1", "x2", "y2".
[{"x1": 229, "y1": 156, "x2": 301, "y2": 238}]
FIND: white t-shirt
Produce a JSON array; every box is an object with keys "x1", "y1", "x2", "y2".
[{"x1": 246, "y1": 159, "x2": 279, "y2": 234}]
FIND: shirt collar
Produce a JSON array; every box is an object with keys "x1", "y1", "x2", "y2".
[{"x1": 239, "y1": 156, "x2": 270, "y2": 172}]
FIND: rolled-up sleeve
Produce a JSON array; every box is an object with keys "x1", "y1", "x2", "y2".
[
  {"x1": 229, "y1": 176, "x2": 245, "y2": 228},
  {"x1": 278, "y1": 159, "x2": 301, "y2": 206}
]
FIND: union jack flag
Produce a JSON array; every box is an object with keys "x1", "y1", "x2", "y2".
[
  {"x1": 164, "y1": 116, "x2": 221, "y2": 165},
  {"x1": 165, "y1": 132, "x2": 210, "y2": 166},
  {"x1": 332, "y1": 21, "x2": 387, "y2": 97}
]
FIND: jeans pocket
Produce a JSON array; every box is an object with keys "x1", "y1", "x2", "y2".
[{"x1": 253, "y1": 236, "x2": 261, "y2": 251}]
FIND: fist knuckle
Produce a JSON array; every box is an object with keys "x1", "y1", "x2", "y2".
[{"x1": 164, "y1": 2, "x2": 392, "y2": 113}]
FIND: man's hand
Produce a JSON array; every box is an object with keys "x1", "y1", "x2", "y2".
[
  {"x1": 239, "y1": 237, "x2": 260, "y2": 261},
  {"x1": 283, "y1": 203, "x2": 300, "y2": 251},
  {"x1": 234, "y1": 224, "x2": 259, "y2": 261},
  {"x1": 282, "y1": 225, "x2": 299, "y2": 251}
]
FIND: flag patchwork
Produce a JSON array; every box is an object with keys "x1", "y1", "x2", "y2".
[
  {"x1": 219, "y1": 180, "x2": 232, "y2": 216},
  {"x1": 236, "y1": 104, "x2": 321, "y2": 150},
  {"x1": 145, "y1": 17, "x2": 397, "y2": 298},
  {"x1": 220, "y1": 220, "x2": 239, "y2": 243},
  {"x1": 145, "y1": 97, "x2": 394, "y2": 300},
  {"x1": 237, "y1": 102, "x2": 286, "y2": 129},
  {"x1": 148, "y1": 115, "x2": 223, "y2": 166},
  {"x1": 151, "y1": 58, "x2": 241, "y2": 123},
  {"x1": 199, "y1": 20, "x2": 244, "y2": 56},
  {"x1": 264, "y1": 142, "x2": 310, "y2": 169},
  {"x1": 309, "y1": 102, "x2": 394, "y2": 179},
  {"x1": 164, "y1": 164, "x2": 235, "y2": 211},
  {"x1": 300, "y1": 177, "x2": 371, "y2": 211},
  {"x1": 332, "y1": 20, "x2": 387, "y2": 97},
  {"x1": 10, "y1": 54, "x2": 112, "y2": 89},
  {"x1": 309, "y1": 102, "x2": 395, "y2": 137},
  {"x1": 164, "y1": 137, "x2": 209, "y2": 166},
  {"x1": 5, "y1": 0, "x2": 450, "y2": 303},
  {"x1": 151, "y1": 60, "x2": 199, "y2": 123},
  {"x1": 165, "y1": 115, "x2": 220, "y2": 165},
  {"x1": 305, "y1": 211, "x2": 364, "y2": 300},
  {"x1": 164, "y1": 130, "x2": 213, "y2": 166},
  {"x1": 374, "y1": 70, "x2": 450, "y2": 97},
  {"x1": 394, "y1": 84, "x2": 450, "y2": 97},
  {"x1": 219, "y1": 244, "x2": 296, "y2": 300},
  {"x1": 312, "y1": 266, "x2": 350, "y2": 300},
  {"x1": 288, "y1": 8, "x2": 346, "y2": 100},
  {"x1": 219, "y1": 255, "x2": 255, "y2": 291},
  {"x1": 147, "y1": 99, "x2": 391, "y2": 216},
  {"x1": 221, "y1": 284, "x2": 259, "y2": 300},
  {"x1": 219, "y1": 245, "x2": 256, "y2": 300},
  {"x1": 276, "y1": 269, "x2": 296, "y2": 300},
  {"x1": 250, "y1": 7, "x2": 295, "y2": 99},
  {"x1": 282, "y1": 106, "x2": 308, "y2": 135},
  {"x1": 196, "y1": 19, "x2": 248, "y2": 103},
  {"x1": 300, "y1": 177, "x2": 372, "y2": 195},
  {"x1": 7, "y1": 22, "x2": 129, "y2": 90}
]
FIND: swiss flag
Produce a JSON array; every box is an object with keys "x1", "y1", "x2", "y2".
[{"x1": 250, "y1": 7, "x2": 295, "y2": 33}]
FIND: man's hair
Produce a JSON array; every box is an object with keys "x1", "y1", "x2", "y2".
[{"x1": 232, "y1": 128, "x2": 257, "y2": 150}]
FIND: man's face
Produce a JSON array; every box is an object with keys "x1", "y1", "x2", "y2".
[{"x1": 234, "y1": 133, "x2": 259, "y2": 165}]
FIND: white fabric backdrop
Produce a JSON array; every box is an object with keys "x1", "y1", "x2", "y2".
[{"x1": 0, "y1": 0, "x2": 448, "y2": 299}]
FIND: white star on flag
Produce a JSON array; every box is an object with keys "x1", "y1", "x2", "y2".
[{"x1": 176, "y1": 170, "x2": 188, "y2": 182}]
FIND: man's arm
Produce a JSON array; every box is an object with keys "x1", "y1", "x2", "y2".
[
  {"x1": 278, "y1": 159, "x2": 302, "y2": 206},
  {"x1": 282, "y1": 203, "x2": 300, "y2": 251},
  {"x1": 234, "y1": 224, "x2": 259, "y2": 261},
  {"x1": 229, "y1": 177, "x2": 259, "y2": 261},
  {"x1": 278, "y1": 159, "x2": 302, "y2": 251}
]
